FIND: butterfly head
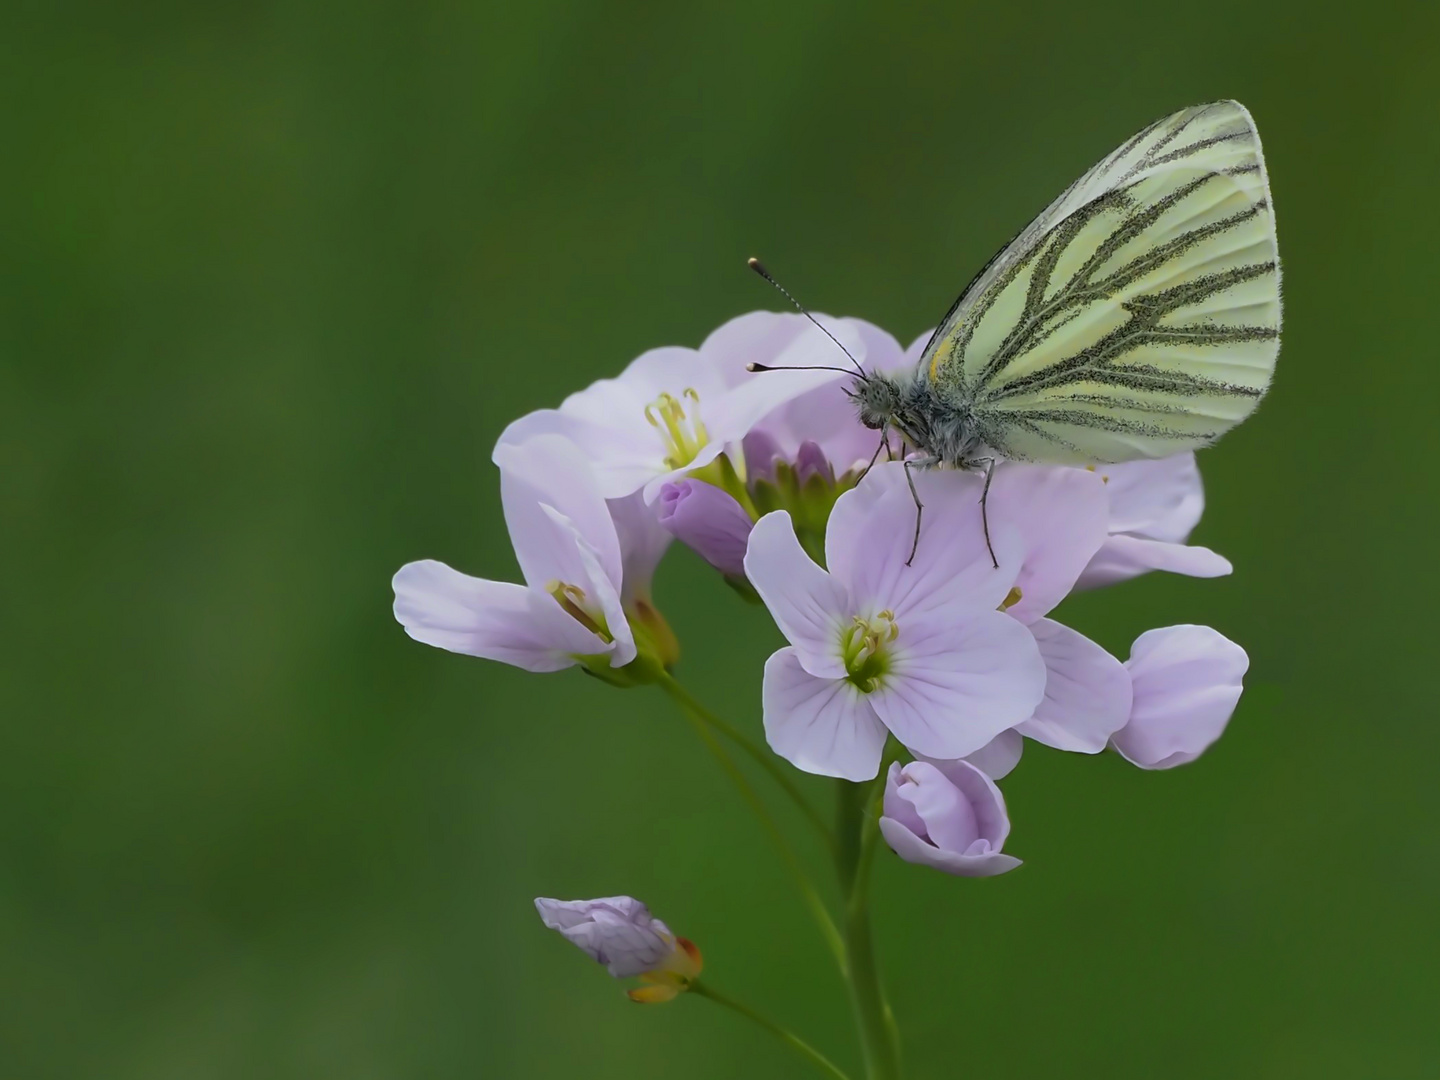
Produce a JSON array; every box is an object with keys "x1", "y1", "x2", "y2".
[{"x1": 851, "y1": 372, "x2": 900, "y2": 431}]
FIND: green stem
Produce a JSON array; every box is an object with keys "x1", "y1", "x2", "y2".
[
  {"x1": 691, "y1": 982, "x2": 854, "y2": 1080},
  {"x1": 657, "y1": 676, "x2": 847, "y2": 972},
  {"x1": 658, "y1": 673, "x2": 834, "y2": 851},
  {"x1": 836, "y1": 778, "x2": 902, "y2": 1080}
]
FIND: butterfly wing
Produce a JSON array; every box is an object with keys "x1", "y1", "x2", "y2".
[{"x1": 922, "y1": 101, "x2": 1280, "y2": 464}]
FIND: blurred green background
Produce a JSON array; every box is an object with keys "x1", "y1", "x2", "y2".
[{"x1": 5, "y1": 1, "x2": 1438, "y2": 1077}]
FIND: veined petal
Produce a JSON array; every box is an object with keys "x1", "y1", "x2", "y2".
[
  {"x1": 607, "y1": 491, "x2": 673, "y2": 605},
  {"x1": 987, "y1": 464, "x2": 1110, "y2": 624},
  {"x1": 744, "y1": 512, "x2": 848, "y2": 678},
  {"x1": 1076, "y1": 535, "x2": 1232, "y2": 591},
  {"x1": 497, "y1": 434, "x2": 622, "y2": 590},
  {"x1": 1016, "y1": 619, "x2": 1132, "y2": 753},
  {"x1": 545, "y1": 505, "x2": 635, "y2": 668},
  {"x1": 826, "y1": 464, "x2": 1021, "y2": 621},
  {"x1": 1113, "y1": 625, "x2": 1248, "y2": 769},
  {"x1": 709, "y1": 317, "x2": 865, "y2": 441},
  {"x1": 495, "y1": 409, "x2": 661, "y2": 500},
  {"x1": 870, "y1": 609, "x2": 1046, "y2": 760},
  {"x1": 391, "y1": 561, "x2": 596, "y2": 671},
  {"x1": 762, "y1": 648, "x2": 888, "y2": 781}
]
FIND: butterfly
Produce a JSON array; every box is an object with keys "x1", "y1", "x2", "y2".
[{"x1": 752, "y1": 100, "x2": 1280, "y2": 564}]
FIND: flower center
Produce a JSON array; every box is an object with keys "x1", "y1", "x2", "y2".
[
  {"x1": 840, "y1": 610, "x2": 898, "y2": 693},
  {"x1": 546, "y1": 580, "x2": 614, "y2": 643},
  {"x1": 645, "y1": 389, "x2": 710, "y2": 470}
]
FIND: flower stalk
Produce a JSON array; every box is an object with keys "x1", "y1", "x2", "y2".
[
  {"x1": 690, "y1": 981, "x2": 854, "y2": 1080},
  {"x1": 836, "y1": 775, "x2": 902, "y2": 1080},
  {"x1": 657, "y1": 674, "x2": 846, "y2": 971}
]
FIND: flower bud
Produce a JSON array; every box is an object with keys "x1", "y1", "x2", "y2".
[
  {"x1": 878, "y1": 760, "x2": 1021, "y2": 877},
  {"x1": 535, "y1": 895, "x2": 702, "y2": 1002},
  {"x1": 657, "y1": 479, "x2": 753, "y2": 577}
]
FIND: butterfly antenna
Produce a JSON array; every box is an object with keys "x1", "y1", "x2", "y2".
[{"x1": 746, "y1": 257, "x2": 866, "y2": 377}]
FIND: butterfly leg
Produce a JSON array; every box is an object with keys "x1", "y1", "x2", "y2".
[
  {"x1": 856, "y1": 428, "x2": 890, "y2": 484},
  {"x1": 975, "y1": 457, "x2": 998, "y2": 569},
  {"x1": 904, "y1": 459, "x2": 924, "y2": 566}
]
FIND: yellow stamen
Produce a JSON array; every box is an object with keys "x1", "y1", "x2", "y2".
[
  {"x1": 1000, "y1": 586, "x2": 1023, "y2": 612},
  {"x1": 644, "y1": 390, "x2": 711, "y2": 470},
  {"x1": 546, "y1": 581, "x2": 613, "y2": 642}
]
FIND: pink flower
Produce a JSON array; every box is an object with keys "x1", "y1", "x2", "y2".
[
  {"x1": 392, "y1": 435, "x2": 635, "y2": 672},
  {"x1": 1077, "y1": 454, "x2": 1233, "y2": 590},
  {"x1": 495, "y1": 312, "x2": 860, "y2": 503},
  {"x1": 743, "y1": 463, "x2": 1046, "y2": 781},
  {"x1": 879, "y1": 759, "x2": 1021, "y2": 877},
  {"x1": 1111, "y1": 625, "x2": 1249, "y2": 768}
]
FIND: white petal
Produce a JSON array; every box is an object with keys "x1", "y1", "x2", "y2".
[
  {"x1": 762, "y1": 648, "x2": 888, "y2": 781},
  {"x1": 495, "y1": 408, "x2": 661, "y2": 500},
  {"x1": 826, "y1": 463, "x2": 1021, "y2": 622},
  {"x1": 606, "y1": 492, "x2": 673, "y2": 605},
  {"x1": 962, "y1": 730, "x2": 1025, "y2": 780},
  {"x1": 1097, "y1": 453, "x2": 1205, "y2": 542},
  {"x1": 1076, "y1": 535, "x2": 1233, "y2": 590},
  {"x1": 986, "y1": 464, "x2": 1110, "y2": 624},
  {"x1": 547, "y1": 505, "x2": 635, "y2": 668},
  {"x1": 709, "y1": 317, "x2": 866, "y2": 440},
  {"x1": 870, "y1": 609, "x2": 1046, "y2": 759},
  {"x1": 744, "y1": 512, "x2": 848, "y2": 678},
  {"x1": 496, "y1": 434, "x2": 623, "y2": 590},
  {"x1": 1016, "y1": 619, "x2": 1133, "y2": 752},
  {"x1": 1113, "y1": 625, "x2": 1248, "y2": 769},
  {"x1": 391, "y1": 561, "x2": 597, "y2": 671}
]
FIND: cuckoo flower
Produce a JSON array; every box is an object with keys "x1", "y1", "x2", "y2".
[
  {"x1": 744, "y1": 463, "x2": 1046, "y2": 781},
  {"x1": 1111, "y1": 624, "x2": 1249, "y2": 768},
  {"x1": 879, "y1": 759, "x2": 1021, "y2": 877},
  {"x1": 392, "y1": 434, "x2": 636, "y2": 673},
  {"x1": 495, "y1": 312, "x2": 861, "y2": 503},
  {"x1": 1077, "y1": 454, "x2": 1233, "y2": 589},
  {"x1": 535, "y1": 895, "x2": 702, "y2": 1002}
]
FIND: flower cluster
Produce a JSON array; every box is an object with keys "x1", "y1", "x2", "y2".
[{"x1": 393, "y1": 308, "x2": 1250, "y2": 1021}]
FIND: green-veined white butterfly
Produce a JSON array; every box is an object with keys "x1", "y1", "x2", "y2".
[{"x1": 752, "y1": 100, "x2": 1280, "y2": 562}]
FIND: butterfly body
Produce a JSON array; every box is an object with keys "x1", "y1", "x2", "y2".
[{"x1": 855, "y1": 100, "x2": 1281, "y2": 473}]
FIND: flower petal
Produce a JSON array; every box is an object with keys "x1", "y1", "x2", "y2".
[
  {"x1": 496, "y1": 434, "x2": 622, "y2": 590},
  {"x1": 878, "y1": 817, "x2": 1021, "y2": 878},
  {"x1": 987, "y1": 464, "x2": 1110, "y2": 624},
  {"x1": 762, "y1": 648, "x2": 888, "y2": 781},
  {"x1": 1098, "y1": 453, "x2": 1205, "y2": 542},
  {"x1": 961, "y1": 730, "x2": 1024, "y2": 780},
  {"x1": 607, "y1": 491, "x2": 673, "y2": 606},
  {"x1": 869, "y1": 609, "x2": 1046, "y2": 760},
  {"x1": 744, "y1": 512, "x2": 848, "y2": 678},
  {"x1": 1076, "y1": 535, "x2": 1233, "y2": 590},
  {"x1": 495, "y1": 409, "x2": 662, "y2": 500},
  {"x1": 1112, "y1": 625, "x2": 1248, "y2": 769},
  {"x1": 826, "y1": 463, "x2": 1021, "y2": 622},
  {"x1": 534, "y1": 896, "x2": 674, "y2": 978},
  {"x1": 657, "y1": 479, "x2": 753, "y2": 577},
  {"x1": 1016, "y1": 619, "x2": 1133, "y2": 753},
  {"x1": 904, "y1": 758, "x2": 1014, "y2": 850},
  {"x1": 891, "y1": 760, "x2": 981, "y2": 851},
  {"x1": 391, "y1": 561, "x2": 597, "y2": 671},
  {"x1": 544, "y1": 504, "x2": 636, "y2": 668}
]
